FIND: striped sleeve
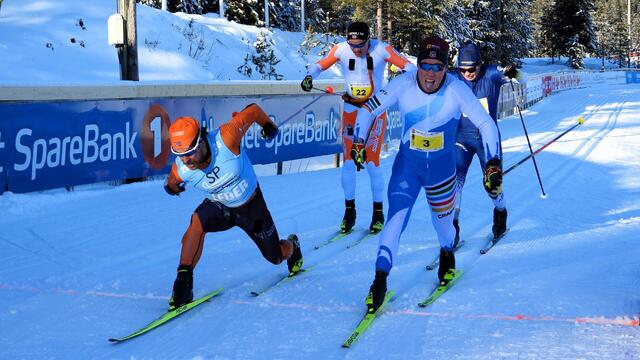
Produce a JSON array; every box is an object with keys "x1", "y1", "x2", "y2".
[
  {"x1": 306, "y1": 45, "x2": 340, "y2": 78},
  {"x1": 354, "y1": 74, "x2": 403, "y2": 139}
]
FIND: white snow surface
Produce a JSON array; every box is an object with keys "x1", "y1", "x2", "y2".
[{"x1": 1, "y1": 0, "x2": 639, "y2": 359}]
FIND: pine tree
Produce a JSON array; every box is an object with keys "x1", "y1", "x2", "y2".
[
  {"x1": 550, "y1": 0, "x2": 596, "y2": 68},
  {"x1": 462, "y1": 0, "x2": 533, "y2": 66},
  {"x1": 226, "y1": 0, "x2": 262, "y2": 26}
]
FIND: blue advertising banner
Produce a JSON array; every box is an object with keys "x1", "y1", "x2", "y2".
[{"x1": 0, "y1": 94, "x2": 343, "y2": 193}]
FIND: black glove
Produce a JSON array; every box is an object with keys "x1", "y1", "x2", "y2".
[
  {"x1": 261, "y1": 122, "x2": 279, "y2": 140},
  {"x1": 300, "y1": 75, "x2": 313, "y2": 92},
  {"x1": 504, "y1": 65, "x2": 518, "y2": 79},
  {"x1": 350, "y1": 139, "x2": 366, "y2": 171},
  {"x1": 164, "y1": 182, "x2": 185, "y2": 196},
  {"x1": 483, "y1": 158, "x2": 503, "y2": 196}
]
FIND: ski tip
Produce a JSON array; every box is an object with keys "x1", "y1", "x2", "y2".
[
  {"x1": 341, "y1": 343, "x2": 351, "y2": 348},
  {"x1": 108, "y1": 338, "x2": 120, "y2": 343},
  {"x1": 425, "y1": 265, "x2": 434, "y2": 271},
  {"x1": 417, "y1": 302, "x2": 427, "y2": 308},
  {"x1": 480, "y1": 249, "x2": 487, "y2": 254},
  {"x1": 250, "y1": 291, "x2": 260, "y2": 297}
]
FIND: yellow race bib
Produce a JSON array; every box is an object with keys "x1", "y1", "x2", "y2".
[
  {"x1": 349, "y1": 83, "x2": 372, "y2": 99},
  {"x1": 409, "y1": 129, "x2": 444, "y2": 152}
]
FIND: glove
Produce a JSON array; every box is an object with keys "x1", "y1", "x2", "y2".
[
  {"x1": 350, "y1": 139, "x2": 366, "y2": 171},
  {"x1": 504, "y1": 65, "x2": 518, "y2": 79},
  {"x1": 300, "y1": 75, "x2": 313, "y2": 92},
  {"x1": 164, "y1": 182, "x2": 185, "y2": 196},
  {"x1": 260, "y1": 122, "x2": 279, "y2": 140},
  {"x1": 483, "y1": 158, "x2": 503, "y2": 196}
]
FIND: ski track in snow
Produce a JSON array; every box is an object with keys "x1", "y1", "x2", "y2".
[{"x1": 0, "y1": 45, "x2": 639, "y2": 360}]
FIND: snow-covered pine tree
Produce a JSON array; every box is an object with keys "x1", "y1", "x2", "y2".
[
  {"x1": 594, "y1": 0, "x2": 639, "y2": 68},
  {"x1": 550, "y1": 0, "x2": 596, "y2": 68},
  {"x1": 461, "y1": 0, "x2": 532, "y2": 66},
  {"x1": 226, "y1": 0, "x2": 262, "y2": 26}
]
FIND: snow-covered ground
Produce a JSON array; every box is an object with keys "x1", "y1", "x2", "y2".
[
  {"x1": 0, "y1": 0, "x2": 625, "y2": 84},
  {"x1": 1, "y1": 1, "x2": 639, "y2": 358},
  {"x1": 0, "y1": 58, "x2": 639, "y2": 360}
]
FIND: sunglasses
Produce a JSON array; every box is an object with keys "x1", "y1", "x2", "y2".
[
  {"x1": 348, "y1": 41, "x2": 368, "y2": 49},
  {"x1": 172, "y1": 135, "x2": 202, "y2": 157},
  {"x1": 459, "y1": 67, "x2": 478, "y2": 74},
  {"x1": 419, "y1": 63, "x2": 445, "y2": 72}
]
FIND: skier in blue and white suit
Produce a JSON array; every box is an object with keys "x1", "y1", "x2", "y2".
[
  {"x1": 451, "y1": 42, "x2": 518, "y2": 244},
  {"x1": 350, "y1": 36, "x2": 503, "y2": 313}
]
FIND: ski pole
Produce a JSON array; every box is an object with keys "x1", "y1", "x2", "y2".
[
  {"x1": 278, "y1": 86, "x2": 335, "y2": 127},
  {"x1": 504, "y1": 117, "x2": 584, "y2": 175},
  {"x1": 509, "y1": 79, "x2": 547, "y2": 198}
]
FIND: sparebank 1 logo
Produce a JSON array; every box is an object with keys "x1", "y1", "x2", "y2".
[{"x1": 140, "y1": 104, "x2": 172, "y2": 169}]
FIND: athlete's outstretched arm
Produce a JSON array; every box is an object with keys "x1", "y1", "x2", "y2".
[
  {"x1": 305, "y1": 45, "x2": 340, "y2": 79},
  {"x1": 383, "y1": 45, "x2": 417, "y2": 71},
  {"x1": 219, "y1": 104, "x2": 273, "y2": 155}
]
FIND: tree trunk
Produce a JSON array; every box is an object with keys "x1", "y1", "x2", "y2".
[
  {"x1": 376, "y1": 0, "x2": 383, "y2": 40},
  {"x1": 386, "y1": 0, "x2": 392, "y2": 43}
]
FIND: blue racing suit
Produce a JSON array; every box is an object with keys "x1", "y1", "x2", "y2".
[
  {"x1": 355, "y1": 71, "x2": 500, "y2": 274},
  {"x1": 452, "y1": 64, "x2": 509, "y2": 212}
]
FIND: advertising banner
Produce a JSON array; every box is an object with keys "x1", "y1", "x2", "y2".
[{"x1": 0, "y1": 94, "x2": 342, "y2": 193}]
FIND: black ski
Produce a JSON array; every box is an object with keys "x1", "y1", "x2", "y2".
[{"x1": 480, "y1": 229, "x2": 509, "y2": 254}]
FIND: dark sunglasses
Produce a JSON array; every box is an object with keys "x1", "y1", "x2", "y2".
[
  {"x1": 419, "y1": 63, "x2": 445, "y2": 72},
  {"x1": 458, "y1": 67, "x2": 478, "y2": 74},
  {"x1": 348, "y1": 41, "x2": 368, "y2": 49}
]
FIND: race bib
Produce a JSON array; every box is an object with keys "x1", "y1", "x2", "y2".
[
  {"x1": 409, "y1": 129, "x2": 444, "y2": 152},
  {"x1": 349, "y1": 83, "x2": 372, "y2": 99},
  {"x1": 478, "y1": 97, "x2": 489, "y2": 113},
  {"x1": 462, "y1": 97, "x2": 490, "y2": 118}
]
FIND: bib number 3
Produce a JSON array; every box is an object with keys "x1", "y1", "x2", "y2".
[{"x1": 409, "y1": 129, "x2": 444, "y2": 152}]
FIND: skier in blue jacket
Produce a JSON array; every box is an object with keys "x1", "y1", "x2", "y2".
[{"x1": 451, "y1": 42, "x2": 518, "y2": 244}]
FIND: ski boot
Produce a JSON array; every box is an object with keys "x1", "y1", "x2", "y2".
[
  {"x1": 286, "y1": 234, "x2": 303, "y2": 275},
  {"x1": 365, "y1": 270, "x2": 388, "y2": 313},
  {"x1": 452, "y1": 218, "x2": 460, "y2": 249},
  {"x1": 369, "y1": 202, "x2": 384, "y2": 234},
  {"x1": 492, "y1": 207, "x2": 508, "y2": 239},
  {"x1": 438, "y1": 248, "x2": 456, "y2": 286},
  {"x1": 169, "y1": 264, "x2": 193, "y2": 310},
  {"x1": 340, "y1": 199, "x2": 356, "y2": 233}
]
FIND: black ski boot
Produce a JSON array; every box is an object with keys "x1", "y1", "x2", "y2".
[
  {"x1": 286, "y1": 234, "x2": 303, "y2": 275},
  {"x1": 453, "y1": 218, "x2": 460, "y2": 248},
  {"x1": 169, "y1": 265, "x2": 193, "y2": 310},
  {"x1": 438, "y1": 248, "x2": 456, "y2": 286},
  {"x1": 369, "y1": 202, "x2": 384, "y2": 234},
  {"x1": 492, "y1": 207, "x2": 508, "y2": 239},
  {"x1": 365, "y1": 270, "x2": 388, "y2": 313},
  {"x1": 340, "y1": 199, "x2": 356, "y2": 233}
]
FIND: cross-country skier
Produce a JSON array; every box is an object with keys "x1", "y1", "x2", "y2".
[
  {"x1": 352, "y1": 36, "x2": 502, "y2": 313},
  {"x1": 164, "y1": 104, "x2": 303, "y2": 310},
  {"x1": 451, "y1": 42, "x2": 518, "y2": 244},
  {"x1": 300, "y1": 21, "x2": 416, "y2": 234}
]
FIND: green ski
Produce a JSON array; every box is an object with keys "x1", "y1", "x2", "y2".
[
  {"x1": 314, "y1": 229, "x2": 354, "y2": 250},
  {"x1": 345, "y1": 231, "x2": 378, "y2": 249},
  {"x1": 418, "y1": 269, "x2": 463, "y2": 307},
  {"x1": 109, "y1": 288, "x2": 223, "y2": 343},
  {"x1": 342, "y1": 290, "x2": 394, "y2": 348},
  {"x1": 250, "y1": 265, "x2": 316, "y2": 296}
]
